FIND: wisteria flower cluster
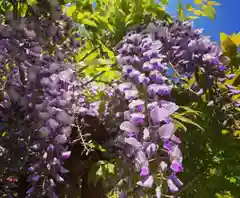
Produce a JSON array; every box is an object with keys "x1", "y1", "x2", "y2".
[
  {"x1": 114, "y1": 19, "x2": 239, "y2": 197},
  {"x1": 115, "y1": 23, "x2": 185, "y2": 197},
  {"x1": 0, "y1": 3, "x2": 239, "y2": 197},
  {"x1": 0, "y1": 7, "x2": 88, "y2": 197}
]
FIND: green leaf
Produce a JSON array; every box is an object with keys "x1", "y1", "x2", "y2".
[
  {"x1": 202, "y1": 4, "x2": 216, "y2": 20},
  {"x1": 81, "y1": 18, "x2": 98, "y2": 27},
  {"x1": 207, "y1": 1, "x2": 221, "y2": 6},
  {"x1": 1, "y1": 131, "x2": 7, "y2": 137},
  {"x1": 178, "y1": 0, "x2": 185, "y2": 20},
  {"x1": 192, "y1": 9, "x2": 206, "y2": 16},
  {"x1": 173, "y1": 119, "x2": 187, "y2": 132},
  {"x1": 233, "y1": 130, "x2": 240, "y2": 136},
  {"x1": 83, "y1": 58, "x2": 114, "y2": 66},
  {"x1": 104, "y1": 162, "x2": 115, "y2": 174},
  {"x1": 194, "y1": 0, "x2": 203, "y2": 4},
  {"x1": 221, "y1": 129, "x2": 229, "y2": 135},
  {"x1": 185, "y1": 15, "x2": 200, "y2": 20},
  {"x1": 173, "y1": 114, "x2": 204, "y2": 131},
  {"x1": 65, "y1": 4, "x2": 76, "y2": 17},
  {"x1": 179, "y1": 106, "x2": 202, "y2": 115},
  {"x1": 161, "y1": 0, "x2": 169, "y2": 6},
  {"x1": 96, "y1": 164, "x2": 104, "y2": 177},
  {"x1": 220, "y1": 32, "x2": 238, "y2": 57}
]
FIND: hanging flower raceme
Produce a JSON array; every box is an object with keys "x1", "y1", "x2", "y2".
[
  {"x1": 115, "y1": 22, "x2": 184, "y2": 196},
  {"x1": 114, "y1": 19, "x2": 239, "y2": 196},
  {"x1": 0, "y1": 8, "x2": 87, "y2": 197}
]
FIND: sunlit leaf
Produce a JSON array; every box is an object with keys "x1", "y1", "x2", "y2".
[
  {"x1": 173, "y1": 119, "x2": 187, "y2": 132},
  {"x1": 194, "y1": 0, "x2": 203, "y2": 4},
  {"x1": 65, "y1": 4, "x2": 76, "y2": 17},
  {"x1": 179, "y1": 106, "x2": 202, "y2": 115},
  {"x1": 161, "y1": 0, "x2": 169, "y2": 6},
  {"x1": 207, "y1": 1, "x2": 221, "y2": 6},
  {"x1": 173, "y1": 114, "x2": 204, "y2": 131},
  {"x1": 220, "y1": 32, "x2": 238, "y2": 56},
  {"x1": 83, "y1": 58, "x2": 114, "y2": 66},
  {"x1": 178, "y1": 0, "x2": 185, "y2": 20},
  {"x1": 202, "y1": 4, "x2": 216, "y2": 20},
  {"x1": 81, "y1": 18, "x2": 98, "y2": 27},
  {"x1": 221, "y1": 129, "x2": 229, "y2": 135},
  {"x1": 229, "y1": 33, "x2": 240, "y2": 46}
]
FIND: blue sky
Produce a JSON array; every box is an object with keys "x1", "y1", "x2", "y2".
[{"x1": 166, "y1": 0, "x2": 240, "y2": 42}]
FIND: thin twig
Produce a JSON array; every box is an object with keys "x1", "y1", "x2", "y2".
[
  {"x1": 172, "y1": 171, "x2": 204, "y2": 197},
  {"x1": 83, "y1": 71, "x2": 106, "y2": 86},
  {"x1": 169, "y1": 62, "x2": 181, "y2": 78},
  {"x1": 79, "y1": 46, "x2": 100, "y2": 62},
  {"x1": 73, "y1": 120, "x2": 91, "y2": 155}
]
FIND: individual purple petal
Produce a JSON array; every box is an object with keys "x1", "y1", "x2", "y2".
[
  {"x1": 120, "y1": 121, "x2": 139, "y2": 133},
  {"x1": 150, "y1": 106, "x2": 171, "y2": 125},
  {"x1": 226, "y1": 74, "x2": 235, "y2": 79},
  {"x1": 137, "y1": 74, "x2": 150, "y2": 85},
  {"x1": 148, "y1": 84, "x2": 172, "y2": 96},
  {"x1": 49, "y1": 179, "x2": 56, "y2": 188},
  {"x1": 135, "y1": 150, "x2": 148, "y2": 168},
  {"x1": 219, "y1": 65, "x2": 226, "y2": 71},
  {"x1": 124, "y1": 90, "x2": 138, "y2": 100},
  {"x1": 61, "y1": 126, "x2": 72, "y2": 137},
  {"x1": 56, "y1": 111, "x2": 73, "y2": 125},
  {"x1": 55, "y1": 134, "x2": 68, "y2": 144},
  {"x1": 226, "y1": 84, "x2": 235, "y2": 90},
  {"x1": 47, "y1": 144, "x2": 55, "y2": 152},
  {"x1": 159, "y1": 161, "x2": 168, "y2": 172},
  {"x1": 196, "y1": 88, "x2": 204, "y2": 95},
  {"x1": 122, "y1": 65, "x2": 134, "y2": 74},
  {"x1": 32, "y1": 175, "x2": 40, "y2": 182},
  {"x1": 55, "y1": 174, "x2": 64, "y2": 182},
  {"x1": 119, "y1": 191, "x2": 127, "y2": 198},
  {"x1": 143, "y1": 128, "x2": 150, "y2": 141},
  {"x1": 160, "y1": 100, "x2": 179, "y2": 114},
  {"x1": 129, "y1": 69, "x2": 141, "y2": 80},
  {"x1": 128, "y1": 132, "x2": 137, "y2": 137},
  {"x1": 140, "y1": 165, "x2": 150, "y2": 176},
  {"x1": 118, "y1": 82, "x2": 133, "y2": 92},
  {"x1": 47, "y1": 118, "x2": 59, "y2": 131},
  {"x1": 149, "y1": 71, "x2": 166, "y2": 83},
  {"x1": 124, "y1": 137, "x2": 142, "y2": 149},
  {"x1": 142, "y1": 61, "x2": 154, "y2": 71},
  {"x1": 61, "y1": 151, "x2": 71, "y2": 159},
  {"x1": 151, "y1": 59, "x2": 167, "y2": 72},
  {"x1": 130, "y1": 112, "x2": 145, "y2": 125},
  {"x1": 147, "y1": 101, "x2": 158, "y2": 110},
  {"x1": 169, "y1": 145, "x2": 183, "y2": 162},
  {"x1": 170, "y1": 160, "x2": 183, "y2": 173},
  {"x1": 52, "y1": 192, "x2": 58, "y2": 198},
  {"x1": 124, "y1": 110, "x2": 131, "y2": 120},
  {"x1": 171, "y1": 135, "x2": 181, "y2": 144},
  {"x1": 146, "y1": 143, "x2": 158, "y2": 156},
  {"x1": 158, "y1": 122, "x2": 175, "y2": 139},
  {"x1": 169, "y1": 174, "x2": 183, "y2": 187},
  {"x1": 59, "y1": 165, "x2": 69, "y2": 174},
  {"x1": 26, "y1": 187, "x2": 34, "y2": 194},
  {"x1": 163, "y1": 140, "x2": 172, "y2": 151},
  {"x1": 230, "y1": 89, "x2": 240, "y2": 96},
  {"x1": 129, "y1": 99, "x2": 144, "y2": 110},
  {"x1": 137, "y1": 175, "x2": 154, "y2": 188},
  {"x1": 167, "y1": 179, "x2": 179, "y2": 192}
]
